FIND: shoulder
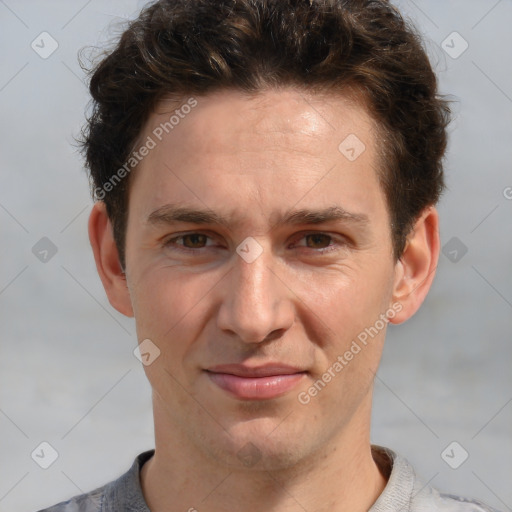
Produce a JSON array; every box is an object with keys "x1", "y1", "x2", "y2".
[
  {"x1": 413, "y1": 486, "x2": 503, "y2": 512},
  {"x1": 34, "y1": 450, "x2": 154, "y2": 512},
  {"x1": 371, "y1": 446, "x2": 503, "y2": 512},
  {"x1": 35, "y1": 486, "x2": 104, "y2": 512}
]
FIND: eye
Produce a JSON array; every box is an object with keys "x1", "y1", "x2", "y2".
[
  {"x1": 300, "y1": 233, "x2": 332, "y2": 249},
  {"x1": 292, "y1": 232, "x2": 346, "y2": 254},
  {"x1": 163, "y1": 232, "x2": 218, "y2": 252},
  {"x1": 162, "y1": 231, "x2": 347, "y2": 256}
]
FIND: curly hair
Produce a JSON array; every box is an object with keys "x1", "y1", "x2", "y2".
[{"x1": 80, "y1": 0, "x2": 451, "y2": 269}]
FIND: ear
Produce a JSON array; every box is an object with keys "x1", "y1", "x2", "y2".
[
  {"x1": 88, "y1": 201, "x2": 134, "y2": 318},
  {"x1": 388, "y1": 206, "x2": 439, "y2": 325}
]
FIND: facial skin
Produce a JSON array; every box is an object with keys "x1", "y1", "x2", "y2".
[{"x1": 89, "y1": 88, "x2": 439, "y2": 511}]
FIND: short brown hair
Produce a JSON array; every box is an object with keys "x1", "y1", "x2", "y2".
[{"x1": 80, "y1": 0, "x2": 451, "y2": 269}]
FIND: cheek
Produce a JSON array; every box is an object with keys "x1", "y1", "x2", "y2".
[
  {"x1": 128, "y1": 269, "x2": 212, "y2": 399},
  {"x1": 129, "y1": 266, "x2": 217, "y2": 358},
  {"x1": 302, "y1": 262, "x2": 393, "y2": 338},
  {"x1": 301, "y1": 273, "x2": 390, "y2": 414}
]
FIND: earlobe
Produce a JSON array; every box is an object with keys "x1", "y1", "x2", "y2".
[
  {"x1": 388, "y1": 206, "x2": 440, "y2": 325},
  {"x1": 88, "y1": 202, "x2": 134, "y2": 318}
]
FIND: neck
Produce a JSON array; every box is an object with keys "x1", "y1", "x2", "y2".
[{"x1": 141, "y1": 394, "x2": 388, "y2": 512}]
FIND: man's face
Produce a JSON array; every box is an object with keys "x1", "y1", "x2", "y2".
[{"x1": 124, "y1": 88, "x2": 399, "y2": 469}]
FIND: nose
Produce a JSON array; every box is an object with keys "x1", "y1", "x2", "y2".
[{"x1": 216, "y1": 242, "x2": 295, "y2": 344}]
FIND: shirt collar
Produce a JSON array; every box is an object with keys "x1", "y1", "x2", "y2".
[
  {"x1": 100, "y1": 446, "x2": 414, "y2": 512},
  {"x1": 369, "y1": 445, "x2": 415, "y2": 512},
  {"x1": 102, "y1": 450, "x2": 154, "y2": 512}
]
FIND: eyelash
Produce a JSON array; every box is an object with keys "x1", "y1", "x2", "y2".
[{"x1": 162, "y1": 231, "x2": 346, "y2": 255}]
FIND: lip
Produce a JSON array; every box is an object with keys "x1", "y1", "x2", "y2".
[{"x1": 205, "y1": 364, "x2": 307, "y2": 400}]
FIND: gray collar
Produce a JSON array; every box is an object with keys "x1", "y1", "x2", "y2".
[{"x1": 101, "y1": 446, "x2": 411, "y2": 512}]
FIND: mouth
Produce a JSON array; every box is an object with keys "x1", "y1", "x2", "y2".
[{"x1": 204, "y1": 364, "x2": 307, "y2": 400}]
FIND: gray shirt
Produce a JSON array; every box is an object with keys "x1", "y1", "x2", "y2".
[{"x1": 36, "y1": 446, "x2": 501, "y2": 512}]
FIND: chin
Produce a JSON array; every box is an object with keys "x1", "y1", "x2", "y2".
[{"x1": 200, "y1": 417, "x2": 315, "y2": 471}]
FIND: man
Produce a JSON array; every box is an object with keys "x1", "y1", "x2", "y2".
[{"x1": 38, "y1": 0, "x2": 500, "y2": 511}]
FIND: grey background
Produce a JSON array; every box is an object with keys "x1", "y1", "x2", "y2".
[{"x1": 0, "y1": 1, "x2": 511, "y2": 511}]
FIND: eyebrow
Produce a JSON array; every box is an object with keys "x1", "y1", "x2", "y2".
[{"x1": 146, "y1": 204, "x2": 369, "y2": 230}]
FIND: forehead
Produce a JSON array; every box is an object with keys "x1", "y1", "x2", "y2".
[
  {"x1": 128, "y1": 87, "x2": 388, "y2": 232},
  {"x1": 150, "y1": 87, "x2": 375, "y2": 157}
]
